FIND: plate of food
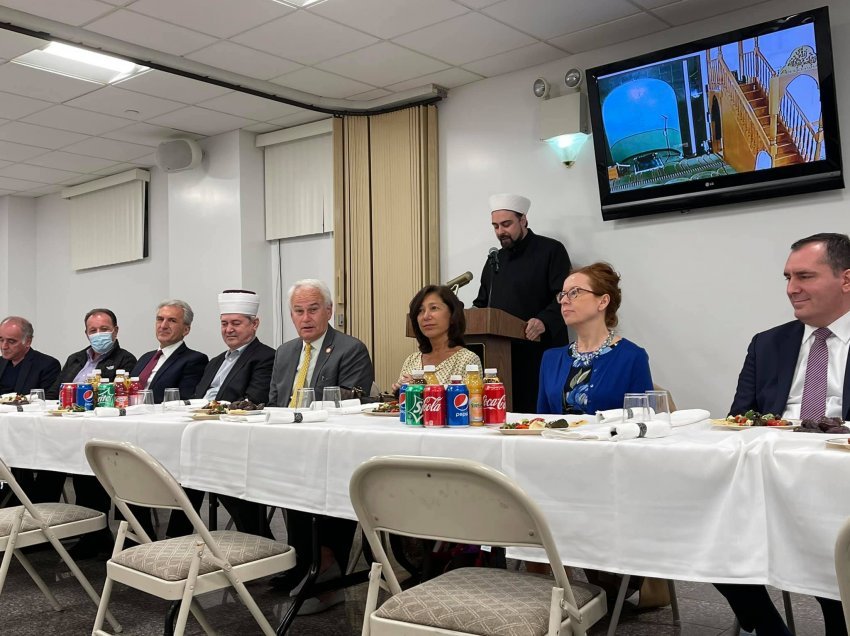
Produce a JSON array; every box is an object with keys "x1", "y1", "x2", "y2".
[
  {"x1": 826, "y1": 438, "x2": 850, "y2": 451},
  {"x1": 226, "y1": 399, "x2": 264, "y2": 416},
  {"x1": 61, "y1": 411, "x2": 86, "y2": 418},
  {"x1": 365, "y1": 402, "x2": 401, "y2": 417},
  {"x1": 712, "y1": 411, "x2": 794, "y2": 430},
  {"x1": 191, "y1": 413, "x2": 220, "y2": 421},
  {"x1": 497, "y1": 417, "x2": 588, "y2": 435},
  {"x1": 794, "y1": 417, "x2": 850, "y2": 435},
  {"x1": 48, "y1": 406, "x2": 85, "y2": 416},
  {"x1": 0, "y1": 393, "x2": 29, "y2": 406}
]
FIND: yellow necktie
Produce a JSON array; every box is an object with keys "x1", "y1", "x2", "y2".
[{"x1": 289, "y1": 343, "x2": 312, "y2": 407}]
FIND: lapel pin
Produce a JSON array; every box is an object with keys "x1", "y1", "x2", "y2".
[{"x1": 325, "y1": 346, "x2": 333, "y2": 354}]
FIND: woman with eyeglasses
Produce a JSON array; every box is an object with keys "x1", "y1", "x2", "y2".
[{"x1": 537, "y1": 262, "x2": 652, "y2": 414}]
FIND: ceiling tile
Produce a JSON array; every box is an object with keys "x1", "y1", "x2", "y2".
[
  {"x1": 0, "y1": 0, "x2": 115, "y2": 26},
  {"x1": 103, "y1": 122, "x2": 201, "y2": 146},
  {"x1": 652, "y1": 0, "x2": 766, "y2": 25},
  {"x1": 85, "y1": 9, "x2": 217, "y2": 56},
  {"x1": 26, "y1": 151, "x2": 121, "y2": 172},
  {"x1": 0, "y1": 175, "x2": 44, "y2": 191},
  {"x1": 0, "y1": 29, "x2": 46, "y2": 61},
  {"x1": 0, "y1": 91, "x2": 52, "y2": 120},
  {"x1": 60, "y1": 137, "x2": 153, "y2": 161},
  {"x1": 310, "y1": 0, "x2": 467, "y2": 39},
  {"x1": 630, "y1": 0, "x2": 694, "y2": 8},
  {"x1": 127, "y1": 0, "x2": 293, "y2": 38},
  {"x1": 318, "y1": 42, "x2": 448, "y2": 87},
  {"x1": 128, "y1": 153, "x2": 156, "y2": 167},
  {"x1": 347, "y1": 88, "x2": 392, "y2": 101},
  {"x1": 0, "y1": 163, "x2": 85, "y2": 184},
  {"x1": 393, "y1": 13, "x2": 536, "y2": 65},
  {"x1": 548, "y1": 12, "x2": 668, "y2": 53},
  {"x1": 0, "y1": 62, "x2": 101, "y2": 103},
  {"x1": 15, "y1": 184, "x2": 64, "y2": 197},
  {"x1": 0, "y1": 121, "x2": 89, "y2": 149},
  {"x1": 268, "y1": 111, "x2": 332, "y2": 128},
  {"x1": 185, "y1": 41, "x2": 302, "y2": 81},
  {"x1": 483, "y1": 0, "x2": 638, "y2": 40},
  {"x1": 0, "y1": 140, "x2": 50, "y2": 162},
  {"x1": 386, "y1": 67, "x2": 483, "y2": 92},
  {"x1": 453, "y1": 0, "x2": 501, "y2": 7},
  {"x1": 92, "y1": 162, "x2": 134, "y2": 176},
  {"x1": 21, "y1": 105, "x2": 133, "y2": 135},
  {"x1": 147, "y1": 106, "x2": 256, "y2": 136},
  {"x1": 242, "y1": 122, "x2": 281, "y2": 133},
  {"x1": 198, "y1": 92, "x2": 300, "y2": 121},
  {"x1": 231, "y1": 11, "x2": 378, "y2": 65},
  {"x1": 65, "y1": 86, "x2": 184, "y2": 120},
  {"x1": 114, "y1": 69, "x2": 231, "y2": 104},
  {"x1": 271, "y1": 67, "x2": 374, "y2": 99},
  {"x1": 463, "y1": 41, "x2": 566, "y2": 76}
]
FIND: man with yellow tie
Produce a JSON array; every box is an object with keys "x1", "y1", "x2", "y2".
[{"x1": 267, "y1": 278, "x2": 374, "y2": 613}]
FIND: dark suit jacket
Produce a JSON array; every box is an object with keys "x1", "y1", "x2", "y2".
[
  {"x1": 0, "y1": 348, "x2": 61, "y2": 400},
  {"x1": 729, "y1": 319, "x2": 850, "y2": 419},
  {"x1": 53, "y1": 342, "x2": 137, "y2": 396},
  {"x1": 131, "y1": 342, "x2": 209, "y2": 403},
  {"x1": 193, "y1": 338, "x2": 275, "y2": 405},
  {"x1": 268, "y1": 326, "x2": 374, "y2": 407}
]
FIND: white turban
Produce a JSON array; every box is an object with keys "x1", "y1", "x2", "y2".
[
  {"x1": 218, "y1": 291, "x2": 259, "y2": 316},
  {"x1": 489, "y1": 193, "x2": 530, "y2": 215}
]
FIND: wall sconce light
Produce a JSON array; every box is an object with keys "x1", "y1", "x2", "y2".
[{"x1": 539, "y1": 92, "x2": 590, "y2": 166}]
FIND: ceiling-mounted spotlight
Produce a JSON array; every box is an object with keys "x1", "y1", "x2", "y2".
[
  {"x1": 532, "y1": 77, "x2": 550, "y2": 99},
  {"x1": 564, "y1": 68, "x2": 583, "y2": 89}
]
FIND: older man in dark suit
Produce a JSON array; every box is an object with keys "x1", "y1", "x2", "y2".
[
  {"x1": 131, "y1": 300, "x2": 208, "y2": 403},
  {"x1": 719, "y1": 233, "x2": 850, "y2": 636},
  {"x1": 267, "y1": 279, "x2": 374, "y2": 614},
  {"x1": 0, "y1": 316, "x2": 60, "y2": 400}
]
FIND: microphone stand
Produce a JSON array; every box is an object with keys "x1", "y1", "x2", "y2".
[{"x1": 487, "y1": 250, "x2": 499, "y2": 308}]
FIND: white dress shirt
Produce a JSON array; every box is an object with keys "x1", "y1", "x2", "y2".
[
  {"x1": 203, "y1": 339, "x2": 252, "y2": 402},
  {"x1": 290, "y1": 330, "x2": 327, "y2": 397},
  {"x1": 783, "y1": 311, "x2": 850, "y2": 419},
  {"x1": 144, "y1": 340, "x2": 183, "y2": 388}
]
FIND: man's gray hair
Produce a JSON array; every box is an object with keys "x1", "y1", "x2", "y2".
[
  {"x1": 288, "y1": 279, "x2": 333, "y2": 308},
  {"x1": 157, "y1": 299, "x2": 195, "y2": 326},
  {"x1": 0, "y1": 316, "x2": 34, "y2": 341}
]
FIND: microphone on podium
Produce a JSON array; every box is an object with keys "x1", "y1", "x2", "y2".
[
  {"x1": 445, "y1": 271, "x2": 473, "y2": 293},
  {"x1": 487, "y1": 247, "x2": 500, "y2": 273}
]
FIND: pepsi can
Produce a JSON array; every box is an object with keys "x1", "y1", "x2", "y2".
[
  {"x1": 445, "y1": 377, "x2": 470, "y2": 427},
  {"x1": 76, "y1": 383, "x2": 95, "y2": 411},
  {"x1": 398, "y1": 384, "x2": 407, "y2": 423}
]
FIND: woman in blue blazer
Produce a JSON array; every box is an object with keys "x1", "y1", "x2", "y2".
[{"x1": 537, "y1": 262, "x2": 652, "y2": 414}]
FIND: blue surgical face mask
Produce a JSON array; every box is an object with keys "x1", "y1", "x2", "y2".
[{"x1": 89, "y1": 331, "x2": 114, "y2": 354}]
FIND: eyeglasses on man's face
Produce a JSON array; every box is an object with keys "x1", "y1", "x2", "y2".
[{"x1": 556, "y1": 287, "x2": 599, "y2": 303}]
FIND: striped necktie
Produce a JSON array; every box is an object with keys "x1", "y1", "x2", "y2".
[
  {"x1": 800, "y1": 327, "x2": 832, "y2": 420},
  {"x1": 288, "y1": 343, "x2": 312, "y2": 407}
]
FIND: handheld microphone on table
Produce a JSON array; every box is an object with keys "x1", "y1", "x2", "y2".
[{"x1": 445, "y1": 271, "x2": 473, "y2": 294}]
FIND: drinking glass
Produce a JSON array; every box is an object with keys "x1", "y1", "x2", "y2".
[
  {"x1": 131, "y1": 390, "x2": 155, "y2": 406},
  {"x1": 28, "y1": 389, "x2": 46, "y2": 408},
  {"x1": 322, "y1": 386, "x2": 342, "y2": 409},
  {"x1": 295, "y1": 388, "x2": 315, "y2": 411},
  {"x1": 646, "y1": 390, "x2": 671, "y2": 423},
  {"x1": 163, "y1": 388, "x2": 181, "y2": 408},
  {"x1": 622, "y1": 393, "x2": 650, "y2": 424}
]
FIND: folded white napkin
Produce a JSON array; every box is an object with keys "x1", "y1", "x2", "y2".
[
  {"x1": 265, "y1": 409, "x2": 329, "y2": 424},
  {"x1": 543, "y1": 420, "x2": 672, "y2": 441},
  {"x1": 339, "y1": 399, "x2": 361, "y2": 408},
  {"x1": 670, "y1": 409, "x2": 710, "y2": 427},
  {"x1": 219, "y1": 412, "x2": 270, "y2": 423},
  {"x1": 125, "y1": 404, "x2": 154, "y2": 415},
  {"x1": 187, "y1": 399, "x2": 207, "y2": 407},
  {"x1": 94, "y1": 407, "x2": 122, "y2": 417},
  {"x1": 595, "y1": 407, "x2": 656, "y2": 425},
  {"x1": 0, "y1": 403, "x2": 43, "y2": 413}
]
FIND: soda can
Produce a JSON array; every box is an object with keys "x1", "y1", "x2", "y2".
[
  {"x1": 97, "y1": 381, "x2": 115, "y2": 408},
  {"x1": 423, "y1": 384, "x2": 446, "y2": 428},
  {"x1": 76, "y1": 383, "x2": 95, "y2": 411},
  {"x1": 482, "y1": 382, "x2": 507, "y2": 426},
  {"x1": 405, "y1": 383, "x2": 424, "y2": 427},
  {"x1": 445, "y1": 383, "x2": 470, "y2": 427},
  {"x1": 60, "y1": 383, "x2": 77, "y2": 409},
  {"x1": 398, "y1": 384, "x2": 407, "y2": 423}
]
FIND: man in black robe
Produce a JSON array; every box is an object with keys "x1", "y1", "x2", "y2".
[{"x1": 472, "y1": 193, "x2": 571, "y2": 412}]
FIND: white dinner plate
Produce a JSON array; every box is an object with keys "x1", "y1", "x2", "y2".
[{"x1": 826, "y1": 438, "x2": 850, "y2": 451}]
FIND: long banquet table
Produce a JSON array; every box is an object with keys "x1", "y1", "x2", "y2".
[{"x1": 1, "y1": 409, "x2": 848, "y2": 600}]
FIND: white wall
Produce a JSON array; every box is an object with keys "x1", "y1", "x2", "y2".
[
  {"x1": 440, "y1": 0, "x2": 850, "y2": 417},
  {"x1": 0, "y1": 196, "x2": 36, "y2": 322}
]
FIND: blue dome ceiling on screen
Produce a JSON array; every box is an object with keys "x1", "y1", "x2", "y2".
[{"x1": 602, "y1": 78, "x2": 683, "y2": 165}]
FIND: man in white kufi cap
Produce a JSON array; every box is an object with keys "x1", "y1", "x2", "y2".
[{"x1": 472, "y1": 193, "x2": 572, "y2": 411}]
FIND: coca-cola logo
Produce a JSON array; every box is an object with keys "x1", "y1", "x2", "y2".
[
  {"x1": 453, "y1": 394, "x2": 468, "y2": 409},
  {"x1": 423, "y1": 396, "x2": 443, "y2": 411},
  {"x1": 483, "y1": 395, "x2": 506, "y2": 409}
]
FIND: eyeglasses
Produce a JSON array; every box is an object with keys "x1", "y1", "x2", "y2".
[{"x1": 556, "y1": 287, "x2": 599, "y2": 303}]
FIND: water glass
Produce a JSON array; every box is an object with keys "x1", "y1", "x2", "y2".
[
  {"x1": 322, "y1": 386, "x2": 342, "y2": 409},
  {"x1": 295, "y1": 388, "x2": 315, "y2": 411},
  {"x1": 622, "y1": 393, "x2": 650, "y2": 424},
  {"x1": 163, "y1": 388, "x2": 181, "y2": 408},
  {"x1": 28, "y1": 389, "x2": 46, "y2": 408},
  {"x1": 131, "y1": 390, "x2": 155, "y2": 406},
  {"x1": 646, "y1": 390, "x2": 671, "y2": 423}
]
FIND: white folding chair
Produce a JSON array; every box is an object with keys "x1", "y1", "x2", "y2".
[
  {"x1": 350, "y1": 455, "x2": 608, "y2": 636},
  {"x1": 0, "y1": 456, "x2": 121, "y2": 632},
  {"x1": 84, "y1": 439, "x2": 296, "y2": 636}
]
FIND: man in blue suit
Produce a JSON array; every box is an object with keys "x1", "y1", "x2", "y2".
[
  {"x1": 131, "y1": 300, "x2": 208, "y2": 403},
  {"x1": 720, "y1": 233, "x2": 850, "y2": 636},
  {"x1": 0, "y1": 316, "x2": 60, "y2": 400}
]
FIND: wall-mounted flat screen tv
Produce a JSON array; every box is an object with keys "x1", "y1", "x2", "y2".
[{"x1": 586, "y1": 7, "x2": 843, "y2": 221}]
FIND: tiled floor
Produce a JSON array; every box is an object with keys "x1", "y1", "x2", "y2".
[{"x1": 1, "y1": 508, "x2": 829, "y2": 635}]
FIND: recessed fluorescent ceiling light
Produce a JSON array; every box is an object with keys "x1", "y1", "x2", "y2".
[
  {"x1": 12, "y1": 42, "x2": 149, "y2": 84},
  {"x1": 272, "y1": 0, "x2": 327, "y2": 7}
]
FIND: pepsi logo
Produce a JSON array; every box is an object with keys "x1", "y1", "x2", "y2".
[
  {"x1": 453, "y1": 394, "x2": 468, "y2": 409},
  {"x1": 83, "y1": 390, "x2": 94, "y2": 401}
]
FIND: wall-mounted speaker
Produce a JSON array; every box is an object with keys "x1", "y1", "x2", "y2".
[{"x1": 156, "y1": 138, "x2": 202, "y2": 173}]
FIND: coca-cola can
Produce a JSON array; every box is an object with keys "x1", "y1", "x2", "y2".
[
  {"x1": 423, "y1": 384, "x2": 446, "y2": 428},
  {"x1": 60, "y1": 383, "x2": 77, "y2": 409},
  {"x1": 483, "y1": 382, "x2": 507, "y2": 426}
]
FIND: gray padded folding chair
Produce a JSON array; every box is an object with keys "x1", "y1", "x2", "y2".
[
  {"x1": 84, "y1": 439, "x2": 296, "y2": 636},
  {"x1": 0, "y1": 456, "x2": 121, "y2": 632},
  {"x1": 350, "y1": 455, "x2": 608, "y2": 636}
]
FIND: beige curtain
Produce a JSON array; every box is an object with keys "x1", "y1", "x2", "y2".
[{"x1": 334, "y1": 105, "x2": 439, "y2": 392}]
